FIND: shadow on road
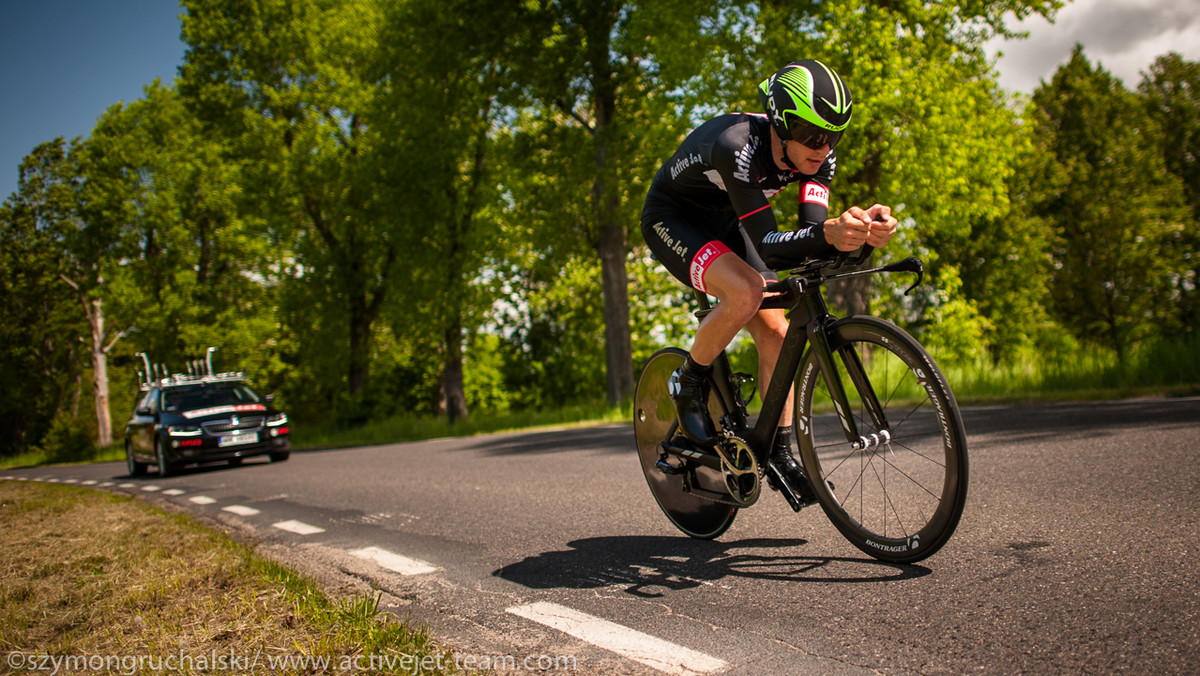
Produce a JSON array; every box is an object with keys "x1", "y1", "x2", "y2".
[{"x1": 494, "y1": 535, "x2": 928, "y2": 597}]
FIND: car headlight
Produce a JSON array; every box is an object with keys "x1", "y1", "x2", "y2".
[
  {"x1": 266, "y1": 413, "x2": 288, "y2": 427},
  {"x1": 167, "y1": 425, "x2": 202, "y2": 437}
]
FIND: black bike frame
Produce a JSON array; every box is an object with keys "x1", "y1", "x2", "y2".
[{"x1": 693, "y1": 273, "x2": 869, "y2": 465}]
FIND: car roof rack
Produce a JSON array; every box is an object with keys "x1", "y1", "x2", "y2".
[{"x1": 136, "y1": 347, "x2": 247, "y2": 391}]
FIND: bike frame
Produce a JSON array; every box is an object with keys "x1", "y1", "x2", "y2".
[{"x1": 697, "y1": 257, "x2": 917, "y2": 464}]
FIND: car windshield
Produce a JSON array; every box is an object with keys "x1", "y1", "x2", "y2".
[{"x1": 162, "y1": 383, "x2": 261, "y2": 413}]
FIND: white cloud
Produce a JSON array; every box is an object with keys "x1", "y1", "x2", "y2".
[{"x1": 986, "y1": 0, "x2": 1200, "y2": 93}]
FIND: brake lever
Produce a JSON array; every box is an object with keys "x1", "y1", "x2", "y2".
[{"x1": 879, "y1": 256, "x2": 924, "y2": 295}]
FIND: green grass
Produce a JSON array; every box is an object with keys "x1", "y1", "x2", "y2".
[
  {"x1": 293, "y1": 401, "x2": 631, "y2": 451},
  {"x1": 0, "y1": 481, "x2": 457, "y2": 674}
]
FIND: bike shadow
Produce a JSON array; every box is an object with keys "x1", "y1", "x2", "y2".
[{"x1": 494, "y1": 535, "x2": 929, "y2": 598}]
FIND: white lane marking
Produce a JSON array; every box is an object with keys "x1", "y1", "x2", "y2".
[
  {"x1": 118, "y1": 483, "x2": 136, "y2": 488},
  {"x1": 222, "y1": 505, "x2": 260, "y2": 516},
  {"x1": 506, "y1": 602, "x2": 728, "y2": 676},
  {"x1": 162, "y1": 489, "x2": 185, "y2": 496},
  {"x1": 189, "y1": 496, "x2": 217, "y2": 505},
  {"x1": 141, "y1": 485, "x2": 162, "y2": 492},
  {"x1": 81, "y1": 480, "x2": 97, "y2": 485},
  {"x1": 273, "y1": 520, "x2": 325, "y2": 535},
  {"x1": 99, "y1": 482, "x2": 114, "y2": 487},
  {"x1": 350, "y1": 546, "x2": 439, "y2": 576},
  {"x1": 63, "y1": 479, "x2": 77, "y2": 484}
]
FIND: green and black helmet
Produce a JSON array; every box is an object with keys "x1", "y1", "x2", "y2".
[{"x1": 758, "y1": 59, "x2": 853, "y2": 150}]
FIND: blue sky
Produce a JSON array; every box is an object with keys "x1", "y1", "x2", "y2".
[
  {"x1": 0, "y1": 1, "x2": 186, "y2": 201},
  {"x1": 3, "y1": 0, "x2": 1199, "y2": 202}
]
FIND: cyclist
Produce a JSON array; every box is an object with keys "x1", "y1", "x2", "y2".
[{"x1": 640, "y1": 59, "x2": 898, "y2": 500}]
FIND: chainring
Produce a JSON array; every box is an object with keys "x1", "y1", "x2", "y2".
[{"x1": 716, "y1": 432, "x2": 760, "y2": 507}]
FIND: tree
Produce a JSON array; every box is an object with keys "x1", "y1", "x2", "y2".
[
  {"x1": 500, "y1": 0, "x2": 752, "y2": 406},
  {"x1": 1139, "y1": 53, "x2": 1200, "y2": 337},
  {"x1": 373, "y1": 0, "x2": 512, "y2": 424},
  {"x1": 0, "y1": 141, "x2": 89, "y2": 456},
  {"x1": 179, "y1": 0, "x2": 394, "y2": 411},
  {"x1": 1027, "y1": 46, "x2": 1190, "y2": 360}
]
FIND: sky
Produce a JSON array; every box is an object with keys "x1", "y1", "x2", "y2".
[{"x1": 3, "y1": 0, "x2": 1200, "y2": 202}]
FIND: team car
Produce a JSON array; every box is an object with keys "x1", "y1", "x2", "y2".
[{"x1": 124, "y1": 349, "x2": 290, "y2": 476}]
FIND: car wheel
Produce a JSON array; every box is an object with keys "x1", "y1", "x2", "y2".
[
  {"x1": 126, "y1": 441, "x2": 147, "y2": 477},
  {"x1": 269, "y1": 451, "x2": 290, "y2": 463},
  {"x1": 155, "y1": 439, "x2": 178, "y2": 477}
]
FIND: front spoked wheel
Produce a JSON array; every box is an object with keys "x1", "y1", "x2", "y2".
[
  {"x1": 634, "y1": 348, "x2": 737, "y2": 540},
  {"x1": 795, "y1": 317, "x2": 968, "y2": 563}
]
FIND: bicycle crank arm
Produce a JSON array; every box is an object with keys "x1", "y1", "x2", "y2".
[{"x1": 658, "y1": 440, "x2": 723, "y2": 472}]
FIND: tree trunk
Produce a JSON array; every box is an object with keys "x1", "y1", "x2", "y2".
[
  {"x1": 61, "y1": 274, "x2": 125, "y2": 448},
  {"x1": 440, "y1": 323, "x2": 469, "y2": 423},
  {"x1": 348, "y1": 299, "x2": 371, "y2": 396},
  {"x1": 587, "y1": 5, "x2": 634, "y2": 407},
  {"x1": 598, "y1": 218, "x2": 633, "y2": 405},
  {"x1": 87, "y1": 298, "x2": 112, "y2": 448}
]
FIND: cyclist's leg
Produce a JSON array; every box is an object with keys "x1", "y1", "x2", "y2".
[
  {"x1": 689, "y1": 256, "x2": 765, "y2": 365},
  {"x1": 641, "y1": 204, "x2": 763, "y2": 444}
]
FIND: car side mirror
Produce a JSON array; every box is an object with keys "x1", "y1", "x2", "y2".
[
  {"x1": 265, "y1": 394, "x2": 275, "y2": 404},
  {"x1": 136, "y1": 407, "x2": 152, "y2": 416}
]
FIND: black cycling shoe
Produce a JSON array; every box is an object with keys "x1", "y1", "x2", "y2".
[
  {"x1": 766, "y1": 431, "x2": 820, "y2": 507},
  {"x1": 668, "y1": 356, "x2": 717, "y2": 447}
]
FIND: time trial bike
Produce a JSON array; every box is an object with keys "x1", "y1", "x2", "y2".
[{"x1": 634, "y1": 248, "x2": 968, "y2": 564}]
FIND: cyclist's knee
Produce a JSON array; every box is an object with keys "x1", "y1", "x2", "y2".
[{"x1": 705, "y1": 258, "x2": 764, "y2": 314}]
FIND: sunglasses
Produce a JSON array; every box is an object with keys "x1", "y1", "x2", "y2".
[{"x1": 790, "y1": 119, "x2": 844, "y2": 150}]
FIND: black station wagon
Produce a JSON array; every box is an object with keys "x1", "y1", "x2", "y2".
[{"x1": 124, "y1": 355, "x2": 289, "y2": 476}]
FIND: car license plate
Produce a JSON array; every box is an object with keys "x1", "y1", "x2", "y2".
[{"x1": 219, "y1": 432, "x2": 258, "y2": 447}]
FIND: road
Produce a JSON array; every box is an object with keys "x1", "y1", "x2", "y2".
[{"x1": 5, "y1": 398, "x2": 1199, "y2": 674}]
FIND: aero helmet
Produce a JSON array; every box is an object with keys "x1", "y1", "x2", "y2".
[{"x1": 758, "y1": 59, "x2": 853, "y2": 150}]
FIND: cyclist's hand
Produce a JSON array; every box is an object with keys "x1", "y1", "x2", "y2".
[
  {"x1": 865, "y1": 204, "x2": 898, "y2": 248},
  {"x1": 825, "y1": 206, "x2": 872, "y2": 252}
]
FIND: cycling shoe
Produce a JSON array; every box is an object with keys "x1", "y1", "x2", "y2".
[
  {"x1": 668, "y1": 358, "x2": 717, "y2": 447},
  {"x1": 766, "y1": 445, "x2": 820, "y2": 506}
]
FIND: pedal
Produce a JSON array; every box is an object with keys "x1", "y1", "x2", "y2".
[
  {"x1": 766, "y1": 465, "x2": 805, "y2": 513},
  {"x1": 655, "y1": 458, "x2": 686, "y2": 475}
]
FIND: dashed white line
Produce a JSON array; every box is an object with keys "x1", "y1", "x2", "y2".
[
  {"x1": 350, "y1": 546, "x2": 439, "y2": 575},
  {"x1": 506, "y1": 602, "x2": 728, "y2": 676},
  {"x1": 141, "y1": 485, "x2": 162, "y2": 492},
  {"x1": 222, "y1": 505, "x2": 260, "y2": 516},
  {"x1": 118, "y1": 483, "x2": 136, "y2": 488},
  {"x1": 162, "y1": 489, "x2": 186, "y2": 496},
  {"x1": 81, "y1": 480, "x2": 97, "y2": 485},
  {"x1": 273, "y1": 520, "x2": 325, "y2": 535}
]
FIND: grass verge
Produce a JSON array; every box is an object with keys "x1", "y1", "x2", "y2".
[
  {"x1": 0, "y1": 481, "x2": 457, "y2": 675},
  {"x1": 293, "y1": 402, "x2": 631, "y2": 451}
]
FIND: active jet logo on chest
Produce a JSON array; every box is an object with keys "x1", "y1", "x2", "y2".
[{"x1": 652, "y1": 221, "x2": 688, "y2": 259}]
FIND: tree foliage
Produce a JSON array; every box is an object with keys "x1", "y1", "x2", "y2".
[
  {"x1": 7, "y1": 1, "x2": 1200, "y2": 456},
  {"x1": 1026, "y1": 46, "x2": 1190, "y2": 360}
]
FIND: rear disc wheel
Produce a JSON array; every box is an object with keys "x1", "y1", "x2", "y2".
[{"x1": 634, "y1": 348, "x2": 737, "y2": 540}]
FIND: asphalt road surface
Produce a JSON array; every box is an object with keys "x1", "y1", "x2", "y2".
[{"x1": 5, "y1": 398, "x2": 1199, "y2": 674}]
